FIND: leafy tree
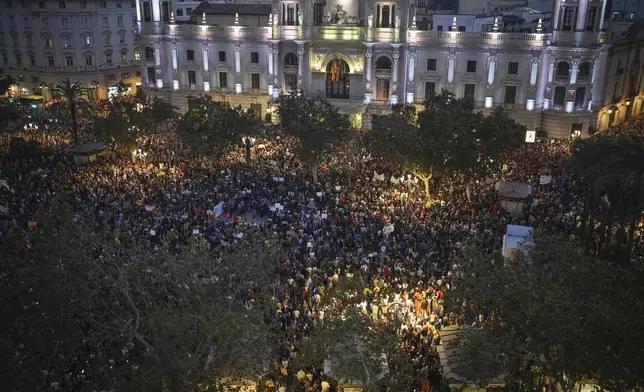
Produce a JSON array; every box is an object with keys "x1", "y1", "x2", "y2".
[
  {"x1": 54, "y1": 79, "x2": 85, "y2": 145},
  {"x1": 0, "y1": 201, "x2": 281, "y2": 391},
  {"x1": 567, "y1": 134, "x2": 644, "y2": 262},
  {"x1": 0, "y1": 100, "x2": 19, "y2": 125},
  {"x1": 449, "y1": 233, "x2": 644, "y2": 391},
  {"x1": 178, "y1": 95, "x2": 263, "y2": 161},
  {"x1": 278, "y1": 92, "x2": 352, "y2": 183},
  {"x1": 0, "y1": 70, "x2": 17, "y2": 95},
  {"x1": 143, "y1": 97, "x2": 178, "y2": 127}
]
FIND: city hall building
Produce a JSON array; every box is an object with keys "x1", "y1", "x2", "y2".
[{"x1": 136, "y1": 0, "x2": 644, "y2": 137}]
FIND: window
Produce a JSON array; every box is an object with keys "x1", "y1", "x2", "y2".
[
  {"x1": 285, "y1": 74, "x2": 298, "y2": 91},
  {"x1": 118, "y1": 16, "x2": 123, "y2": 26},
  {"x1": 186, "y1": 7, "x2": 192, "y2": 14},
  {"x1": 9, "y1": 15, "x2": 15, "y2": 27},
  {"x1": 574, "y1": 86, "x2": 586, "y2": 107},
  {"x1": 325, "y1": 59, "x2": 349, "y2": 98},
  {"x1": 176, "y1": 8, "x2": 184, "y2": 16},
  {"x1": 457, "y1": 26, "x2": 465, "y2": 32},
  {"x1": 616, "y1": 60, "x2": 624, "y2": 75},
  {"x1": 121, "y1": 53, "x2": 126, "y2": 62},
  {"x1": 251, "y1": 51, "x2": 259, "y2": 64},
  {"x1": 44, "y1": 37, "x2": 53, "y2": 48},
  {"x1": 586, "y1": 6, "x2": 597, "y2": 30},
  {"x1": 464, "y1": 83, "x2": 475, "y2": 100},
  {"x1": 101, "y1": 1, "x2": 107, "y2": 8},
  {"x1": 504, "y1": 85, "x2": 517, "y2": 104},
  {"x1": 250, "y1": 103, "x2": 262, "y2": 118},
  {"x1": 10, "y1": 33, "x2": 18, "y2": 46},
  {"x1": 556, "y1": 61, "x2": 570, "y2": 76},
  {"x1": 188, "y1": 70, "x2": 196, "y2": 86},
  {"x1": 218, "y1": 51, "x2": 226, "y2": 62},
  {"x1": 436, "y1": 25, "x2": 443, "y2": 31},
  {"x1": 103, "y1": 34, "x2": 110, "y2": 45},
  {"x1": 80, "y1": 1, "x2": 86, "y2": 8},
  {"x1": 81, "y1": 17, "x2": 89, "y2": 28},
  {"x1": 65, "y1": 56, "x2": 74, "y2": 66},
  {"x1": 85, "y1": 54, "x2": 93, "y2": 66},
  {"x1": 251, "y1": 72, "x2": 260, "y2": 89},
  {"x1": 134, "y1": 50, "x2": 140, "y2": 60},
  {"x1": 119, "y1": 34, "x2": 126, "y2": 44},
  {"x1": 15, "y1": 53, "x2": 21, "y2": 66},
  {"x1": 143, "y1": 2, "x2": 152, "y2": 21},
  {"x1": 31, "y1": 76, "x2": 39, "y2": 83},
  {"x1": 145, "y1": 46, "x2": 154, "y2": 60},
  {"x1": 121, "y1": 72, "x2": 129, "y2": 78},
  {"x1": 83, "y1": 35, "x2": 91, "y2": 46},
  {"x1": 131, "y1": 0, "x2": 135, "y2": 7},
  {"x1": 313, "y1": 2, "x2": 323, "y2": 24},
  {"x1": 187, "y1": 49, "x2": 195, "y2": 61},
  {"x1": 132, "y1": 16, "x2": 137, "y2": 26},
  {"x1": 60, "y1": 18, "x2": 69, "y2": 28},
  {"x1": 26, "y1": 35, "x2": 32, "y2": 46},
  {"x1": 29, "y1": 54, "x2": 35, "y2": 66},
  {"x1": 117, "y1": 1, "x2": 122, "y2": 8},
  {"x1": 1, "y1": 53, "x2": 7, "y2": 65},
  {"x1": 102, "y1": 17, "x2": 109, "y2": 27},
  {"x1": 508, "y1": 61, "x2": 518, "y2": 75},
  {"x1": 466, "y1": 60, "x2": 476, "y2": 73},
  {"x1": 426, "y1": 58, "x2": 436, "y2": 71},
  {"x1": 106, "y1": 53, "x2": 112, "y2": 64},
  {"x1": 578, "y1": 62, "x2": 590, "y2": 78},
  {"x1": 47, "y1": 55, "x2": 54, "y2": 66},
  {"x1": 284, "y1": 53, "x2": 298, "y2": 66},
  {"x1": 108, "y1": 74, "x2": 116, "y2": 81},
  {"x1": 562, "y1": 8, "x2": 574, "y2": 30},
  {"x1": 39, "y1": 0, "x2": 45, "y2": 7},
  {"x1": 425, "y1": 81, "x2": 436, "y2": 99},
  {"x1": 63, "y1": 36, "x2": 72, "y2": 48},
  {"x1": 135, "y1": 70, "x2": 141, "y2": 77},
  {"x1": 375, "y1": 56, "x2": 392, "y2": 70},
  {"x1": 41, "y1": 18, "x2": 49, "y2": 28},
  {"x1": 23, "y1": 16, "x2": 29, "y2": 27},
  {"x1": 553, "y1": 85, "x2": 566, "y2": 107},
  {"x1": 59, "y1": 1, "x2": 65, "y2": 8},
  {"x1": 219, "y1": 71, "x2": 228, "y2": 88}
]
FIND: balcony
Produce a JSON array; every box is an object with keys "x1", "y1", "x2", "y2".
[
  {"x1": 554, "y1": 74, "x2": 570, "y2": 83},
  {"x1": 141, "y1": 23, "x2": 271, "y2": 41},
  {"x1": 407, "y1": 31, "x2": 549, "y2": 47},
  {"x1": 312, "y1": 24, "x2": 363, "y2": 41}
]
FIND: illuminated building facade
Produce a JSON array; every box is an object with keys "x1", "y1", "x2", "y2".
[{"x1": 138, "y1": 0, "x2": 644, "y2": 136}]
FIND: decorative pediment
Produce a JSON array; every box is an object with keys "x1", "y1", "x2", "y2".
[
  {"x1": 248, "y1": 64, "x2": 261, "y2": 72},
  {"x1": 422, "y1": 71, "x2": 441, "y2": 81},
  {"x1": 102, "y1": 30, "x2": 112, "y2": 35},
  {"x1": 460, "y1": 74, "x2": 481, "y2": 83},
  {"x1": 82, "y1": 49, "x2": 94, "y2": 55},
  {"x1": 118, "y1": 29, "x2": 127, "y2": 35},
  {"x1": 215, "y1": 63, "x2": 230, "y2": 72},
  {"x1": 119, "y1": 47, "x2": 128, "y2": 53},
  {"x1": 184, "y1": 62, "x2": 199, "y2": 71},
  {"x1": 104, "y1": 49, "x2": 114, "y2": 55},
  {"x1": 500, "y1": 75, "x2": 522, "y2": 86}
]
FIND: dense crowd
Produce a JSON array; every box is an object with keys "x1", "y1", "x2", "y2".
[{"x1": 0, "y1": 108, "x2": 591, "y2": 391}]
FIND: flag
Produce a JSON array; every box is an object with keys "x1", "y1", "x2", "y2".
[
  {"x1": 214, "y1": 202, "x2": 225, "y2": 218},
  {"x1": 144, "y1": 205, "x2": 156, "y2": 212},
  {"x1": 373, "y1": 171, "x2": 385, "y2": 181}
]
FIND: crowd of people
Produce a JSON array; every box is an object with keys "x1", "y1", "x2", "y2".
[{"x1": 0, "y1": 104, "x2": 592, "y2": 391}]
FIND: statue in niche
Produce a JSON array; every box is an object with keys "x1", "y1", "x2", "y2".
[
  {"x1": 298, "y1": 8, "x2": 303, "y2": 25},
  {"x1": 368, "y1": 12, "x2": 373, "y2": 27}
]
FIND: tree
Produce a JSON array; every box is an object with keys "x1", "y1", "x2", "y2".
[
  {"x1": 143, "y1": 97, "x2": 178, "y2": 127},
  {"x1": 278, "y1": 92, "x2": 352, "y2": 183},
  {"x1": 449, "y1": 233, "x2": 644, "y2": 391},
  {"x1": 0, "y1": 69, "x2": 17, "y2": 95},
  {"x1": 54, "y1": 79, "x2": 85, "y2": 145},
  {"x1": 0, "y1": 201, "x2": 282, "y2": 391},
  {"x1": 178, "y1": 95, "x2": 263, "y2": 162},
  {"x1": 567, "y1": 134, "x2": 644, "y2": 262}
]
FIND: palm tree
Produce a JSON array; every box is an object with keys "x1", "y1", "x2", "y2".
[{"x1": 54, "y1": 78, "x2": 85, "y2": 145}]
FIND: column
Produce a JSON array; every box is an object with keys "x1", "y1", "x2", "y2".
[
  {"x1": 391, "y1": 44, "x2": 400, "y2": 105},
  {"x1": 447, "y1": 52, "x2": 456, "y2": 85},
  {"x1": 364, "y1": 44, "x2": 373, "y2": 104},
  {"x1": 152, "y1": 0, "x2": 161, "y2": 22},
  {"x1": 267, "y1": 46, "x2": 274, "y2": 96},
  {"x1": 234, "y1": 42, "x2": 242, "y2": 94},
  {"x1": 405, "y1": 45, "x2": 416, "y2": 104},
  {"x1": 154, "y1": 43, "x2": 163, "y2": 88},
  {"x1": 591, "y1": 49, "x2": 608, "y2": 109},
  {"x1": 548, "y1": 57, "x2": 555, "y2": 83},
  {"x1": 544, "y1": 57, "x2": 556, "y2": 109},
  {"x1": 530, "y1": 57, "x2": 539, "y2": 86},
  {"x1": 135, "y1": 0, "x2": 142, "y2": 22},
  {"x1": 599, "y1": 0, "x2": 608, "y2": 30},
  {"x1": 296, "y1": 41, "x2": 305, "y2": 90},
  {"x1": 536, "y1": 51, "x2": 549, "y2": 109},
  {"x1": 570, "y1": 59, "x2": 579, "y2": 84},
  {"x1": 527, "y1": 55, "x2": 539, "y2": 111},
  {"x1": 485, "y1": 54, "x2": 496, "y2": 108},
  {"x1": 202, "y1": 43, "x2": 210, "y2": 92},
  {"x1": 576, "y1": 0, "x2": 589, "y2": 31},
  {"x1": 171, "y1": 44, "x2": 178, "y2": 90},
  {"x1": 272, "y1": 42, "x2": 280, "y2": 98}
]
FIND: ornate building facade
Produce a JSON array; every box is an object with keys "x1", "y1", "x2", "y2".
[
  {"x1": 138, "y1": 0, "x2": 644, "y2": 136},
  {"x1": 0, "y1": 0, "x2": 142, "y2": 101}
]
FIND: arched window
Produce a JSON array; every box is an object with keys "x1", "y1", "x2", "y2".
[
  {"x1": 375, "y1": 56, "x2": 392, "y2": 70},
  {"x1": 326, "y1": 59, "x2": 350, "y2": 98},
  {"x1": 575, "y1": 86, "x2": 586, "y2": 108},
  {"x1": 145, "y1": 46, "x2": 154, "y2": 61},
  {"x1": 556, "y1": 61, "x2": 570, "y2": 76},
  {"x1": 578, "y1": 61, "x2": 591, "y2": 78},
  {"x1": 284, "y1": 53, "x2": 298, "y2": 66},
  {"x1": 553, "y1": 85, "x2": 566, "y2": 107}
]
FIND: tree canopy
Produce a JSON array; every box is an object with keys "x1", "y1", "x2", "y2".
[{"x1": 278, "y1": 92, "x2": 353, "y2": 183}]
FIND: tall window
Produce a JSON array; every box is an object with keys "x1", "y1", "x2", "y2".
[
  {"x1": 381, "y1": 5, "x2": 391, "y2": 27},
  {"x1": 251, "y1": 52, "x2": 259, "y2": 64},
  {"x1": 574, "y1": 86, "x2": 586, "y2": 107},
  {"x1": 578, "y1": 62, "x2": 591, "y2": 79},
  {"x1": 117, "y1": 16, "x2": 123, "y2": 26},
  {"x1": 145, "y1": 46, "x2": 154, "y2": 60},
  {"x1": 85, "y1": 54, "x2": 93, "y2": 66},
  {"x1": 63, "y1": 36, "x2": 72, "y2": 48},
  {"x1": 106, "y1": 53, "x2": 112, "y2": 64},
  {"x1": 556, "y1": 61, "x2": 570, "y2": 76},
  {"x1": 102, "y1": 17, "x2": 109, "y2": 27},
  {"x1": 60, "y1": 18, "x2": 69, "y2": 28},
  {"x1": 586, "y1": 6, "x2": 597, "y2": 30},
  {"x1": 464, "y1": 83, "x2": 476, "y2": 101},
  {"x1": 120, "y1": 53, "x2": 126, "y2": 62},
  {"x1": 219, "y1": 72, "x2": 228, "y2": 88},
  {"x1": 508, "y1": 61, "x2": 518, "y2": 75},
  {"x1": 313, "y1": 2, "x2": 324, "y2": 24},
  {"x1": 250, "y1": 103, "x2": 262, "y2": 118},
  {"x1": 103, "y1": 34, "x2": 110, "y2": 45},
  {"x1": 285, "y1": 74, "x2": 297, "y2": 91},
  {"x1": 47, "y1": 56, "x2": 55, "y2": 66},
  {"x1": 162, "y1": 1, "x2": 170, "y2": 22},
  {"x1": 251, "y1": 73, "x2": 260, "y2": 90},
  {"x1": 284, "y1": 53, "x2": 298, "y2": 66},
  {"x1": 466, "y1": 60, "x2": 477, "y2": 73},
  {"x1": 188, "y1": 70, "x2": 196, "y2": 86},
  {"x1": 147, "y1": 66, "x2": 156, "y2": 84},
  {"x1": 426, "y1": 58, "x2": 436, "y2": 71},
  {"x1": 562, "y1": 8, "x2": 573, "y2": 31},
  {"x1": 326, "y1": 59, "x2": 350, "y2": 98},
  {"x1": 425, "y1": 81, "x2": 436, "y2": 99},
  {"x1": 187, "y1": 49, "x2": 195, "y2": 61},
  {"x1": 553, "y1": 86, "x2": 566, "y2": 107},
  {"x1": 504, "y1": 85, "x2": 517, "y2": 104},
  {"x1": 143, "y1": 2, "x2": 152, "y2": 22},
  {"x1": 218, "y1": 51, "x2": 226, "y2": 62}
]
